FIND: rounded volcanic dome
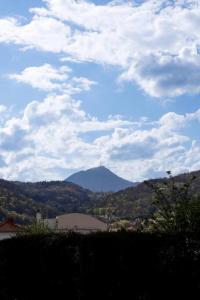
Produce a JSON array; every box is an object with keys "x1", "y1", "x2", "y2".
[
  {"x1": 65, "y1": 166, "x2": 135, "y2": 192},
  {"x1": 56, "y1": 213, "x2": 107, "y2": 231}
]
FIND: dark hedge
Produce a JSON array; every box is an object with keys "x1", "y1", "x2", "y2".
[{"x1": 0, "y1": 232, "x2": 200, "y2": 299}]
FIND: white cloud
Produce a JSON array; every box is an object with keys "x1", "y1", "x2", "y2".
[
  {"x1": 0, "y1": 105, "x2": 7, "y2": 114},
  {"x1": 0, "y1": 16, "x2": 71, "y2": 52},
  {"x1": 0, "y1": 93, "x2": 136, "y2": 181},
  {"x1": 9, "y1": 64, "x2": 70, "y2": 91},
  {"x1": 9, "y1": 64, "x2": 96, "y2": 93},
  {"x1": 0, "y1": 91, "x2": 200, "y2": 182},
  {"x1": 1, "y1": 1, "x2": 200, "y2": 97},
  {"x1": 1, "y1": 0, "x2": 200, "y2": 182},
  {"x1": 121, "y1": 46, "x2": 200, "y2": 97},
  {"x1": 159, "y1": 112, "x2": 186, "y2": 129}
]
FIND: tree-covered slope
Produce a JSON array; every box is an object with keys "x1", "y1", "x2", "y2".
[
  {"x1": 89, "y1": 170, "x2": 200, "y2": 219},
  {"x1": 0, "y1": 180, "x2": 95, "y2": 223},
  {"x1": 1, "y1": 170, "x2": 200, "y2": 223},
  {"x1": 0, "y1": 179, "x2": 45, "y2": 223}
]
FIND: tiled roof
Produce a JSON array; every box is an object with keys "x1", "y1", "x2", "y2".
[
  {"x1": 57, "y1": 213, "x2": 108, "y2": 230},
  {"x1": 0, "y1": 219, "x2": 22, "y2": 233}
]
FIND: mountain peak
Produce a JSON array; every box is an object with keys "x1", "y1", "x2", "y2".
[{"x1": 65, "y1": 166, "x2": 137, "y2": 192}]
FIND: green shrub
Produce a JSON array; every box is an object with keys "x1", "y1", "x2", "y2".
[{"x1": 146, "y1": 171, "x2": 200, "y2": 233}]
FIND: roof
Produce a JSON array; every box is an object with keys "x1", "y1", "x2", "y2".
[
  {"x1": 56, "y1": 213, "x2": 107, "y2": 230},
  {"x1": 0, "y1": 220, "x2": 22, "y2": 233}
]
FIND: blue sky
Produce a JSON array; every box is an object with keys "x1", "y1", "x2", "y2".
[{"x1": 1, "y1": 0, "x2": 200, "y2": 182}]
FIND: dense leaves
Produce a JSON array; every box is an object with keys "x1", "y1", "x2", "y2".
[
  {"x1": 0, "y1": 232, "x2": 200, "y2": 299},
  {"x1": 146, "y1": 171, "x2": 200, "y2": 232}
]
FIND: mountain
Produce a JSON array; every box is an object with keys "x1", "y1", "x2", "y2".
[{"x1": 65, "y1": 166, "x2": 137, "y2": 192}]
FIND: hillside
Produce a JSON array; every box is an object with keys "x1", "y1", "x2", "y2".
[
  {"x1": 0, "y1": 180, "x2": 96, "y2": 223},
  {"x1": 65, "y1": 166, "x2": 136, "y2": 192},
  {"x1": 0, "y1": 170, "x2": 200, "y2": 223},
  {"x1": 88, "y1": 170, "x2": 200, "y2": 219},
  {"x1": 0, "y1": 179, "x2": 45, "y2": 223}
]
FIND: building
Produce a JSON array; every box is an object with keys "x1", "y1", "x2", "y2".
[
  {"x1": 0, "y1": 219, "x2": 22, "y2": 240},
  {"x1": 44, "y1": 213, "x2": 108, "y2": 233}
]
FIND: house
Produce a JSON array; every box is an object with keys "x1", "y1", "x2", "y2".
[
  {"x1": 0, "y1": 219, "x2": 22, "y2": 240},
  {"x1": 43, "y1": 213, "x2": 108, "y2": 233}
]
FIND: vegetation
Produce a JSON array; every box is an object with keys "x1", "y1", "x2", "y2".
[
  {"x1": 98, "y1": 170, "x2": 200, "y2": 221},
  {"x1": 146, "y1": 171, "x2": 200, "y2": 233},
  {"x1": 0, "y1": 232, "x2": 200, "y2": 299},
  {"x1": 19, "y1": 221, "x2": 53, "y2": 235},
  {"x1": 0, "y1": 179, "x2": 97, "y2": 223},
  {"x1": 0, "y1": 170, "x2": 200, "y2": 225},
  {"x1": 1, "y1": 172, "x2": 200, "y2": 299}
]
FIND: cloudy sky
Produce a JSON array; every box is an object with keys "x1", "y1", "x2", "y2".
[{"x1": 1, "y1": 0, "x2": 200, "y2": 182}]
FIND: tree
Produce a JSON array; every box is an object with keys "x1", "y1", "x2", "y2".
[
  {"x1": 19, "y1": 220, "x2": 53, "y2": 235},
  {"x1": 145, "y1": 171, "x2": 200, "y2": 233}
]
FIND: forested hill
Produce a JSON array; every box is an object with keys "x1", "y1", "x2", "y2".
[
  {"x1": 90, "y1": 170, "x2": 200, "y2": 219},
  {"x1": 0, "y1": 180, "x2": 95, "y2": 223},
  {"x1": 0, "y1": 170, "x2": 200, "y2": 223}
]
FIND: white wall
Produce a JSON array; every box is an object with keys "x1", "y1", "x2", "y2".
[{"x1": 0, "y1": 232, "x2": 17, "y2": 240}]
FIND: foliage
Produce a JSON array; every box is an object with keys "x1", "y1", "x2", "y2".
[
  {"x1": 0, "y1": 232, "x2": 200, "y2": 299},
  {"x1": 19, "y1": 221, "x2": 53, "y2": 235},
  {"x1": 145, "y1": 171, "x2": 200, "y2": 232},
  {"x1": 111, "y1": 219, "x2": 131, "y2": 230},
  {"x1": 1, "y1": 170, "x2": 200, "y2": 224},
  {"x1": 0, "y1": 179, "x2": 96, "y2": 223}
]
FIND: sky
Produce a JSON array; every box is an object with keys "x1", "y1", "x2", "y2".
[{"x1": 1, "y1": 0, "x2": 200, "y2": 182}]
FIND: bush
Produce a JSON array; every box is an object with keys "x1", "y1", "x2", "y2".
[
  {"x1": 0, "y1": 232, "x2": 199, "y2": 299},
  {"x1": 146, "y1": 171, "x2": 200, "y2": 233},
  {"x1": 19, "y1": 220, "x2": 53, "y2": 235}
]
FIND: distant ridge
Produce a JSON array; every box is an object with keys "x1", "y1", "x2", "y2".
[
  {"x1": 0, "y1": 169, "x2": 200, "y2": 223},
  {"x1": 65, "y1": 166, "x2": 137, "y2": 192}
]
